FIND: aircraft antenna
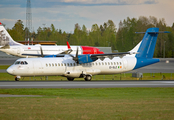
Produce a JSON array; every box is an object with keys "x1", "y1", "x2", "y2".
[{"x1": 25, "y1": 0, "x2": 32, "y2": 45}]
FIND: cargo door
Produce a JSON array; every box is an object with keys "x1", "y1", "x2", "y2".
[{"x1": 122, "y1": 58, "x2": 128, "y2": 70}]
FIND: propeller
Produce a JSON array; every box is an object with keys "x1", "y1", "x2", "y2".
[
  {"x1": 69, "y1": 47, "x2": 79, "y2": 64},
  {"x1": 40, "y1": 46, "x2": 44, "y2": 57}
]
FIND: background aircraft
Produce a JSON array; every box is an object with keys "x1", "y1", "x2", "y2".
[
  {"x1": 7, "y1": 28, "x2": 169, "y2": 81},
  {"x1": 0, "y1": 23, "x2": 104, "y2": 58}
]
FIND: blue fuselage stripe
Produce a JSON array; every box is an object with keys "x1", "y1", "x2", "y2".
[{"x1": 133, "y1": 58, "x2": 160, "y2": 70}]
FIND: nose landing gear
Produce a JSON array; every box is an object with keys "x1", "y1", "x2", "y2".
[{"x1": 15, "y1": 76, "x2": 21, "y2": 81}]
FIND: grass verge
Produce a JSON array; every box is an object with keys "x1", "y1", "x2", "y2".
[
  {"x1": 0, "y1": 88, "x2": 174, "y2": 119},
  {"x1": 0, "y1": 65, "x2": 10, "y2": 69},
  {"x1": 0, "y1": 72, "x2": 174, "y2": 81}
]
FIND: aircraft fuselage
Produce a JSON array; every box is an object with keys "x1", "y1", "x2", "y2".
[
  {"x1": 7, "y1": 56, "x2": 137, "y2": 77},
  {"x1": 0, "y1": 45, "x2": 103, "y2": 57}
]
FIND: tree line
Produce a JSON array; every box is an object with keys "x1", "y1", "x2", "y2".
[{"x1": 4, "y1": 16, "x2": 174, "y2": 58}]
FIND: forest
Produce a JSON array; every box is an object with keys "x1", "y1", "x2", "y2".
[{"x1": 4, "y1": 16, "x2": 174, "y2": 58}]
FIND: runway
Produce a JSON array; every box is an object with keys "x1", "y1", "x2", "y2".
[{"x1": 0, "y1": 81, "x2": 174, "y2": 88}]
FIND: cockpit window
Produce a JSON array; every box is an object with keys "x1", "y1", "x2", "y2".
[
  {"x1": 15, "y1": 61, "x2": 20, "y2": 65},
  {"x1": 15, "y1": 61, "x2": 28, "y2": 65}
]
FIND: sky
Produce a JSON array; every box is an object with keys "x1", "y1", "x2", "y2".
[{"x1": 0, "y1": 0, "x2": 174, "y2": 33}]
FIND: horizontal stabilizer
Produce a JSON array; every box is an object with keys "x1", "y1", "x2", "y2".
[
  {"x1": 135, "y1": 31, "x2": 170, "y2": 34},
  {"x1": 135, "y1": 28, "x2": 170, "y2": 58}
]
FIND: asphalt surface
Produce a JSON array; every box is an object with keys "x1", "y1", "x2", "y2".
[
  {"x1": 0, "y1": 94, "x2": 42, "y2": 97},
  {"x1": 0, "y1": 58, "x2": 18, "y2": 65},
  {"x1": 0, "y1": 81, "x2": 174, "y2": 88}
]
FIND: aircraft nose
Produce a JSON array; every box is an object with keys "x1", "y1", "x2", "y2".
[{"x1": 7, "y1": 67, "x2": 14, "y2": 75}]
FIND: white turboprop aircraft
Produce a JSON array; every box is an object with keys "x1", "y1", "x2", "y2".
[
  {"x1": 0, "y1": 23, "x2": 104, "y2": 57},
  {"x1": 7, "y1": 28, "x2": 169, "y2": 81}
]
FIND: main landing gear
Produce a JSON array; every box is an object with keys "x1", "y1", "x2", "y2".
[
  {"x1": 84, "y1": 75, "x2": 92, "y2": 81},
  {"x1": 67, "y1": 77, "x2": 74, "y2": 81},
  {"x1": 15, "y1": 76, "x2": 21, "y2": 81},
  {"x1": 67, "y1": 75, "x2": 92, "y2": 81}
]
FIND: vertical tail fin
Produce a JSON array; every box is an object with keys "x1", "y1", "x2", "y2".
[
  {"x1": 0, "y1": 23, "x2": 23, "y2": 46},
  {"x1": 132, "y1": 27, "x2": 170, "y2": 69},
  {"x1": 130, "y1": 27, "x2": 169, "y2": 58},
  {"x1": 136, "y1": 28, "x2": 159, "y2": 58}
]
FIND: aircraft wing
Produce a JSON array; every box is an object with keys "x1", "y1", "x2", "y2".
[
  {"x1": 90, "y1": 52, "x2": 137, "y2": 60},
  {"x1": 22, "y1": 49, "x2": 72, "y2": 57},
  {"x1": 72, "y1": 51, "x2": 138, "y2": 64},
  {"x1": 21, "y1": 53, "x2": 65, "y2": 57}
]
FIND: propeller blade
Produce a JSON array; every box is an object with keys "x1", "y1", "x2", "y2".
[
  {"x1": 40, "y1": 46, "x2": 44, "y2": 57},
  {"x1": 76, "y1": 47, "x2": 78, "y2": 57},
  {"x1": 71, "y1": 47, "x2": 79, "y2": 64}
]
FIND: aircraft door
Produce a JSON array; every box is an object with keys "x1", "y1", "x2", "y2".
[{"x1": 122, "y1": 58, "x2": 128, "y2": 69}]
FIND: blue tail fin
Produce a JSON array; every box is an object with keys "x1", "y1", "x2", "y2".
[
  {"x1": 136, "y1": 27, "x2": 159, "y2": 58},
  {"x1": 133, "y1": 28, "x2": 169, "y2": 69}
]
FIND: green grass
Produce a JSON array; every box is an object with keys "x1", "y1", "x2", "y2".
[
  {"x1": 0, "y1": 72, "x2": 174, "y2": 81},
  {"x1": 0, "y1": 88, "x2": 174, "y2": 119},
  {"x1": 0, "y1": 65, "x2": 10, "y2": 69}
]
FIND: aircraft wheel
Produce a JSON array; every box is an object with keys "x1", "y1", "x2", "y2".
[
  {"x1": 15, "y1": 77, "x2": 20, "y2": 81},
  {"x1": 85, "y1": 75, "x2": 92, "y2": 81},
  {"x1": 67, "y1": 77, "x2": 74, "y2": 81}
]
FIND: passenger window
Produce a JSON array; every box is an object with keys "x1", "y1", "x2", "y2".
[
  {"x1": 99, "y1": 63, "x2": 101, "y2": 65},
  {"x1": 49, "y1": 64, "x2": 51, "y2": 67},
  {"x1": 52, "y1": 63, "x2": 54, "y2": 67},
  {"x1": 61, "y1": 63, "x2": 63, "y2": 66},
  {"x1": 96, "y1": 63, "x2": 97, "y2": 65},
  {"x1": 105, "y1": 62, "x2": 107, "y2": 65},
  {"x1": 108, "y1": 62, "x2": 110, "y2": 65},
  {"x1": 73, "y1": 63, "x2": 76, "y2": 66},
  {"x1": 64, "y1": 63, "x2": 66, "y2": 66},
  {"x1": 70, "y1": 63, "x2": 72, "y2": 66},
  {"x1": 55, "y1": 63, "x2": 57, "y2": 66},
  {"x1": 58, "y1": 63, "x2": 60, "y2": 66},
  {"x1": 111, "y1": 62, "x2": 113, "y2": 65},
  {"x1": 46, "y1": 64, "x2": 48, "y2": 67},
  {"x1": 117, "y1": 62, "x2": 119, "y2": 65},
  {"x1": 102, "y1": 62, "x2": 104, "y2": 65},
  {"x1": 120, "y1": 62, "x2": 122, "y2": 65},
  {"x1": 67, "y1": 63, "x2": 69, "y2": 66},
  {"x1": 114, "y1": 62, "x2": 116, "y2": 65},
  {"x1": 92, "y1": 63, "x2": 94, "y2": 66}
]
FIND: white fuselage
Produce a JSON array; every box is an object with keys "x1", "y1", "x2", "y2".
[
  {"x1": 7, "y1": 56, "x2": 137, "y2": 77},
  {"x1": 0, "y1": 45, "x2": 83, "y2": 57}
]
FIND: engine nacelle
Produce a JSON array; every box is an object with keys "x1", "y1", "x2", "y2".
[{"x1": 78, "y1": 54, "x2": 98, "y2": 64}]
